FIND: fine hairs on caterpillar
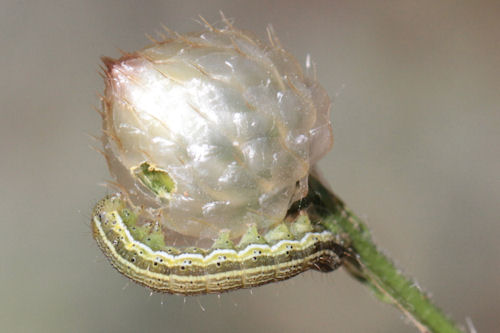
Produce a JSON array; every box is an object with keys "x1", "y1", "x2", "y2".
[{"x1": 92, "y1": 17, "x2": 346, "y2": 295}]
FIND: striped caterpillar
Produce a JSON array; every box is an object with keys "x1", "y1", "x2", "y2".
[{"x1": 92, "y1": 193, "x2": 344, "y2": 295}]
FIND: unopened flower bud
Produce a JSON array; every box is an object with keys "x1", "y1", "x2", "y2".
[{"x1": 101, "y1": 24, "x2": 332, "y2": 241}]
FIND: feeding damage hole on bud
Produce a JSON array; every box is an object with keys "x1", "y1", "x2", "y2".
[
  {"x1": 91, "y1": 16, "x2": 344, "y2": 295},
  {"x1": 133, "y1": 162, "x2": 176, "y2": 201}
]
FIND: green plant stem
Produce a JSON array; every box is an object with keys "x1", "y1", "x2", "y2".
[{"x1": 309, "y1": 175, "x2": 464, "y2": 333}]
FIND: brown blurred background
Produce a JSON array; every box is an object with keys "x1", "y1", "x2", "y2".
[{"x1": 1, "y1": 1, "x2": 499, "y2": 332}]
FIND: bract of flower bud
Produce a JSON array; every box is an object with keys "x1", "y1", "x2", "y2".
[{"x1": 101, "y1": 25, "x2": 332, "y2": 242}]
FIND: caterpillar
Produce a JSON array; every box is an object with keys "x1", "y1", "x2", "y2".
[{"x1": 92, "y1": 194, "x2": 344, "y2": 295}]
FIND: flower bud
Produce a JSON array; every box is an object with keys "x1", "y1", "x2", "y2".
[{"x1": 101, "y1": 25, "x2": 332, "y2": 242}]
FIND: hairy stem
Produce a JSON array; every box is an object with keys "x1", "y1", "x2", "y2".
[{"x1": 309, "y1": 175, "x2": 464, "y2": 333}]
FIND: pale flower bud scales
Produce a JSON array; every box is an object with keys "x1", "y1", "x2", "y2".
[{"x1": 101, "y1": 24, "x2": 333, "y2": 242}]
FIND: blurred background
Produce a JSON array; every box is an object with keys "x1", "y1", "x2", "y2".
[{"x1": 1, "y1": 1, "x2": 498, "y2": 332}]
